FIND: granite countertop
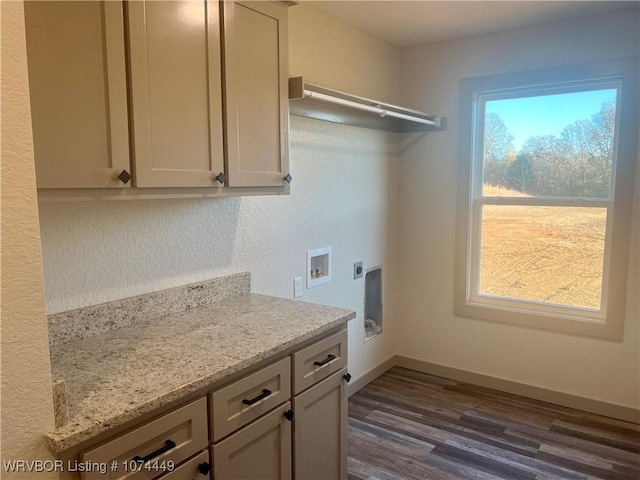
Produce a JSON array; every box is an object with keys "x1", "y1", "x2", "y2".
[{"x1": 46, "y1": 277, "x2": 355, "y2": 453}]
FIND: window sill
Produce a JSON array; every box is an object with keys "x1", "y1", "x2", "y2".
[{"x1": 454, "y1": 298, "x2": 624, "y2": 340}]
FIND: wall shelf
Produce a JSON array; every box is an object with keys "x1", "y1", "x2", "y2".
[{"x1": 288, "y1": 76, "x2": 446, "y2": 133}]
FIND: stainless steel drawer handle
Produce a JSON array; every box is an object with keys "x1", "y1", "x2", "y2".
[
  {"x1": 242, "y1": 389, "x2": 272, "y2": 406},
  {"x1": 314, "y1": 354, "x2": 336, "y2": 367},
  {"x1": 133, "y1": 439, "x2": 176, "y2": 464}
]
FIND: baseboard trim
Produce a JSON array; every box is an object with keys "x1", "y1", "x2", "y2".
[
  {"x1": 347, "y1": 355, "x2": 396, "y2": 398},
  {"x1": 395, "y1": 355, "x2": 640, "y2": 424}
]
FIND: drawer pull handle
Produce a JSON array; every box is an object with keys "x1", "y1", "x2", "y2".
[
  {"x1": 284, "y1": 409, "x2": 294, "y2": 421},
  {"x1": 133, "y1": 439, "x2": 176, "y2": 463},
  {"x1": 197, "y1": 462, "x2": 211, "y2": 476},
  {"x1": 314, "y1": 354, "x2": 336, "y2": 367},
  {"x1": 242, "y1": 388, "x2": 272, "y2": 406}
]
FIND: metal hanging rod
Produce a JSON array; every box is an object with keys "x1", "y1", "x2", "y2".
[
  {"x1": 302, "y1": 90, "x2": 440, "y2": 127},
  {"x1": 289, "y1": 76, "x2": 445, "y2": 133}
]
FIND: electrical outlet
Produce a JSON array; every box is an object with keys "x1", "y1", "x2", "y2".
[
  {"x1": 354, "y1": 261, "x2": 364, "y2": 279},
  {"x1": 294, "y1": 277, "x2": 302, "y2": 298}
]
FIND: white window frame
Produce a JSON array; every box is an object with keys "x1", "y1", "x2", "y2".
[{"x1": 455, "y1": 59, "x2": 638, "y2": 339}]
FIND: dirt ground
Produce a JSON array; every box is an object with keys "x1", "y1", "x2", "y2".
[{"x1": 479, "y1": 186, "x2": 606, "y2": 310}]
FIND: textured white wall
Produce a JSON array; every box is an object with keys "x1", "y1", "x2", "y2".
[
  {"x1": 289, "y1": 3, "x2": 400, "y2": 104},
  {"x1": 38, "y1": 3, "x2": 402, "y2": 383},
  {"x1": 1, "y1": 1, "x2": 57, "y2": 476},
  {"x1": 398, "y1": 9, "x2": 640, "y2": 409},
  {"x1": 39, "y1": 118, "x2": 400, "y2": 380}
]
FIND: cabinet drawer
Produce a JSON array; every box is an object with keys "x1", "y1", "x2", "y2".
[
  {"x1": 157, "y1": 450, "x2": 210, "y2": 480},
  {"x1": 80, "y1": 398, "x2": 208, "y2": 480},
  {"x1": 292, "y1": 330, "x2": 347, "y2": 395},
  {"x1": 210, "y1": 357, "x2": 291, "y2": 442}
]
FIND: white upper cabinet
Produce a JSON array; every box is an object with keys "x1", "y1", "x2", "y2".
[
  {"x1": 222, "y1": 1, "x2": 291, "y2": 187},
  {"x1": 25, "y1": 0, "x2": 290, "y2": 194},
  {"x1": 127, "y1": 0, "x2": 225, "y2": 188},
  {"x1": 25, "y1": 1, "x2": 131, "y2": 188}
]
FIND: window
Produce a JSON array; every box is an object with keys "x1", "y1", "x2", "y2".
[{"x1": 455, "y1": 59, "x2": 638, "y2": 339}]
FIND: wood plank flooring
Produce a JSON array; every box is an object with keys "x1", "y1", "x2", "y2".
[{"x1": 348, "y1": 367, "x2": 640, "y2": 480}]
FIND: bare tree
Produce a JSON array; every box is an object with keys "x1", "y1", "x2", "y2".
[
  {"x1": 483, "y1": 112, "x2": 516, "y2": 187},
  {"x1": 518, "y1": 101, "x2": 616, "y2": 198},
  {"x1": 507, "y1": 153, "x2": 535, "y2": 193},
  {"x1": 521, "y1": 135, "x2": 564, "y2": 195}
]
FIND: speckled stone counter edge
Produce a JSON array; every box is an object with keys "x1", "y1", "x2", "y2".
[
  {"x1": 47, "y1": 272, "x2": 251, "y2": 347},
  {"x1": 52, "y1": 380, "x2": 68, "y2": 428},
  {"x1": 45, "y1": 311, "x2": 355, "y2": 453}
]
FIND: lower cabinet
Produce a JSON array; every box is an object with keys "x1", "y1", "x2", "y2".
[
  {"x1": 80, "y1": 398, "x2": 208, "y2": 480},
  {"x1": 72, "y1": 329, "x2": 348, "y2": 480},
  {"x1": 157, "y1": 451, "x2": 210, "y2": 480},
  {"x1": 210, "y1": 330, "x2": 348, "y2": 480},
  {"x1": 212, "y1": 403, "x2": 292, "y2": 480},
  {"x1": 293, "y1": 369, "x2": 348, "y2": 480}
]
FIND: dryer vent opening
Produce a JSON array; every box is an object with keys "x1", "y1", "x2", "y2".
[{"x1": 364, "y1": 267, "x2": 382, "y2": 340}]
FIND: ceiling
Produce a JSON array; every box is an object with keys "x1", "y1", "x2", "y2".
[{"x1": 307, "y1": 1, "x2": 639, "y2": 47}]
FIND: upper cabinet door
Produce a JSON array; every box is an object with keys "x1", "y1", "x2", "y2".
[
  {"x1": 25, "y1": 1, "x2": 130, "y2": 188},
  {"x1": 223, "y1": 1, "x2": 290, "y2": 187},
  {"x1": 127, "y1": 0, "x2": 225, "y2": 188}
]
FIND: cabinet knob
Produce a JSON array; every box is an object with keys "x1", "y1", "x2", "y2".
[
  {"x1": 215, "y1": 172, "x2": 226, "y2": 184},
  {"x1": 197, "y1": 462, "x2": 211, "y2": 476},
  {"x1": 118, "y1": 170, "x2": 131, "y2": 184},
  {"x1": 343, "y1": 373, "x2": 352, "y2": 383},
  {"x1": 283, "y1": 173, "x2": 292, "y2": 184},
  {"x1": 283, "y1": 409, "x2": 294, "y2": 421}
]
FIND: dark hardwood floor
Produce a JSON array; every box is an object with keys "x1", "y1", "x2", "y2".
[{"x1": 348, "y1": 367, "x2": 640, "y2": 480}]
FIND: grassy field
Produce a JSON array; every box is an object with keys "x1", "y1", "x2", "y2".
[{"x1": 479, "y1": 186, "x2": 606, "y2": 310}]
